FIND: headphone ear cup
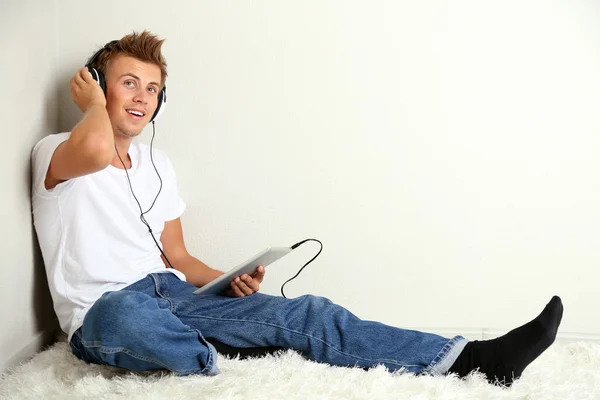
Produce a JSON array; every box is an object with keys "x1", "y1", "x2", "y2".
[
  {"x1": 150, "y1": 85, "x2": 167, "y2": 122},
  {"x1": 86, "y1": 67, "x2": 107, "y2": 96}
]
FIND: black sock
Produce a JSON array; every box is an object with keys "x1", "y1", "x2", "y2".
[{"x1": 447, "y1": 295, "x2": 563, "y2": 386}]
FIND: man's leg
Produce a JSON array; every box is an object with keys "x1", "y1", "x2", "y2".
[
  {"x1": 69, "y1": 275, "x2": 220, "y2": 376},
  {"x1": 161, "y1": 274, "x2": 467, "y2": 375},
  {"x1": 164, "y1": 273, "x2": 562, "y2": 385}
]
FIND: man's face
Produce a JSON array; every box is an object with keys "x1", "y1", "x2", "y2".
[{"x1": 104, "y1": 55, "x2": 162, "y2": 138}]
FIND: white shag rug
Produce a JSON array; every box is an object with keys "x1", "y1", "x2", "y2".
[{"x1": 1, "y1": 340, "x2": 600, "y2": 400}]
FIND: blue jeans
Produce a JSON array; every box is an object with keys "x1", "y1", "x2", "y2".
[{"x1": 69, "y1": 272, "x2": 467, "y2": 376}]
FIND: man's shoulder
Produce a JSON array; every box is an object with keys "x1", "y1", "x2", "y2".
[
  {"x1": 31, "y1": 132, "x2": 73, "y2": 198},
  {"x1": 32, "y1": 132, "x2": 71, "y2": 155},
  {"x1": 136, "y1": 141, "x2": 172, "y2": 164},
  {"x1": 35, "y1": 132, "x2": 71, "y2": 145}
]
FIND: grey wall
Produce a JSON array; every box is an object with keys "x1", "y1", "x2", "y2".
[
  {"x1": 3, "y1": 0, "x2": 600, "y2": 373},
  {"x1": 57, "y1": 0, "x2": 600, "y2": 336},
  {"x1": 0, "y1": 0, "x2": 60, "y2": 372}
]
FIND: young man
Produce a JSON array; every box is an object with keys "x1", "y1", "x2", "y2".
[{"x1": 32, "y1": 31, "x2": 563, "y2": 386}]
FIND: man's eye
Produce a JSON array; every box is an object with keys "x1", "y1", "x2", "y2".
[
  {"x1": 125, "y1": 81, "x2": 134, "y2": 87},
  {"x1": 148, "y1": 87, "x2": 156, "y2": 93}
]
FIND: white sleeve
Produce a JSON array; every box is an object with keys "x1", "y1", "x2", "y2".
[
  {"x1": 31, "y1": 132, "x2": 71, "y2": 197},
  {"x1": 161, "y1": 154, "x2": 187, "y2": 222}
]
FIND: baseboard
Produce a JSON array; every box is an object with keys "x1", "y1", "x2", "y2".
[
  {"x1": 1, "y1": 325, "x2": 59, "y2": 374},
  {"x1": 405, "y1": 328, "x2": 600, "y2": 343},
  {"x1": 484, "y1": 330, "x2": 600, "y2": 343},
  {"x1": 554, "y1": 332, "x2": 600, "y2": 343}
]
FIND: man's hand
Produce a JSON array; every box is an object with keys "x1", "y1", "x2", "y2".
[
  {"x1": 70, "y1": 67, "x2": 107, "y2": 113},
  {"x1": 225, "y1": 265, "x2": 265, "y2": 297}
]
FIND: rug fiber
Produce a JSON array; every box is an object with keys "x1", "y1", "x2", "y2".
[{"x1": 1, "y1": 340, "x2": 599, "y2": 399}]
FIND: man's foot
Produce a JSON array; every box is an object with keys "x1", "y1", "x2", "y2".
[{"x1": 447, "y1": 295, "x2": 563, "y2": 387}]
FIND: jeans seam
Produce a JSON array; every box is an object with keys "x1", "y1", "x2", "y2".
[
  {"x1": 78, "y1": 335, "x2": 215, "y2": 375},
  {"x1": 87, "y1": 344, "x2": 173, "y2": 371},
  {"x1": 423, "y1": 336, "x2": 467, "y2": 376},
  {"x1": 150, "y1": 273, "x2": 177, "y2": 313},
  {"x1": 185, "y1": 314, "x2": 420, "y2": 369}
]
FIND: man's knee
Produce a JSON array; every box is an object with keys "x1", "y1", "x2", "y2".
[{"x1": 296, "y1": 294, "x2": 334, "y2": 312}]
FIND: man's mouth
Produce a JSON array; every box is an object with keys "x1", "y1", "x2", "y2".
[{"x1": 126, "y1": 109, "x2": 145, "y2": 120}]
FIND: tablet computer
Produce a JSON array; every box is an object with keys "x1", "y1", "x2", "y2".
[{"x1": 192, "y1": 246, "x2": 293, "y2": 295}]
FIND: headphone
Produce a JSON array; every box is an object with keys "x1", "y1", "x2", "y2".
[{"x1": 85, "y1": 40, "x2": 167, "y2": 123}]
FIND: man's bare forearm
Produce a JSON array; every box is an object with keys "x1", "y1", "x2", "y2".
[
  {"x1": 70, "y1": 104, "x2": 115, "y2": 164},
  {"x1": 164, "y1": 254, "x2": 224, "y2": 287}
]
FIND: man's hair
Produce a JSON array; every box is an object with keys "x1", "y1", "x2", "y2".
[{"x1": 90, "y1": 30, "x2": 168, "y2": 89}]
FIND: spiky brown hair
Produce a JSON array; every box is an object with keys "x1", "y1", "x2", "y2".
[{"x1": 89, "y1": 30, "x2": 167, "y2": 89}]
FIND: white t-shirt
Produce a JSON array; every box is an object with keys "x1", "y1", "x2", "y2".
[{"x1": 31, "y1": 132, "x2": 187, "y2": 341}]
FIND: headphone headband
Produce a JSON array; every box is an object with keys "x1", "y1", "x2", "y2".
[{"x1": 85, "y1": 40, "x2": 118, "y2": 68}]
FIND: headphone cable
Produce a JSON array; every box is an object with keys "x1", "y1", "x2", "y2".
[
  {"x1": 115, "y1": 121, "x2": 176, "y2": 269},
  {"x1": 281, "y1": 238, "x2": 323, "y2": 298}
]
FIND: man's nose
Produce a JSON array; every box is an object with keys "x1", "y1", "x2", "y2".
[{"x1": 133, "y1": 88, "x2": 148, "y2": 104}]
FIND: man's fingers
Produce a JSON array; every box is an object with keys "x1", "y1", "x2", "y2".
[
  {"x1": 228, "y1": 272, "x2": 262, "y2": 297},
  {"x1": 74, "y1": 68, "x2": 86, "y2": 83},
  {"x1": 230, "y1": 280, "x2": 245, "y2": 297},
  {"x1": 240, "y1": 275, "x2": 259, "y2": 293},
  {"x1": 75, "y1": 67, "x2": 97, "y2": 87},
  {"x1": 71, "y1": 76, "x2": 80, "y2": 89},
  {"x1": 252, "y1": 265, "x2": 266, "y2": 283},
  {"x1": 236, "y1": 276, "x2": 255, "y2": 295},
  {"x1": 80, "y1": 67, "x2": 93, "y2": 82}
]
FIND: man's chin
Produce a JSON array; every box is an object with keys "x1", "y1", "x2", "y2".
[{"x1": 116, "y1": 126, "x2": 143, "y2": 138}]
